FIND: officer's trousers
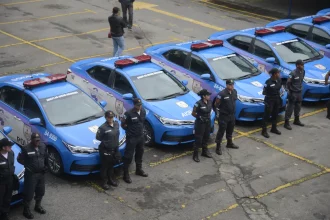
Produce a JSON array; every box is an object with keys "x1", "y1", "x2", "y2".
[
  {"x1": 194, "y1": 119, "x2": 211, "y2": 150},
  {"x1": 215, "y1": 114, "x2": 235, "y2": 144},
  {"x1": 23, "y1": 171, "x2": 45, "y2": 206},
  {"x1": 99, "y1": 148, "x2": 120, "y2": 182},
  {"x1": 262, "y1": 97, "x2": 281, "y2": 128},
  {"x1": 121, "y1": 3, "x2": 133, "y2": 27},
  {"x1": 285, "y1": 92, "x2": 302, "y2": 120},
  {"x1": 123, "y1": 136, "x2": 144, "y2": 166},
  {"x1": 327, "y1": 100, "x2": 330, "y2": 118},
  {"x1": 0, "y1": 180, "x2": 13, "y2": 213}
]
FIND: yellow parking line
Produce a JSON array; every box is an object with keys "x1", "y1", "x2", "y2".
[
  {"x1": 251, "y1": 170, "x2": 329, "y2": 199},
  {"x1": 0, "y1": 30, "x2": 74, "y2": 62},
  {"x1": 202, "y1": 203, "x2": 239, "y2": 219},
  {"x1": 0, "y1": 10, "x2": 92, "y2": 25},
  {"x1": 0, "y1": 0, "x2": 43, "y2": 6},
  {"x1": 198, "y1": 0, "x2": 278, "y2": 21}
]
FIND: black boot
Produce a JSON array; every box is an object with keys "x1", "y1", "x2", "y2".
[
  {"x1": 1, "y1": 212, "x2": 9, "y2": 220},
  {"x1": 270, "y1": 125, "x2": 281, "y2": 135},
  {"x1": 226, "y1": 139, "x2": 239, "y2": 149},
  {"x1": 108, "y1": 167, "x2": 118, "y2": 187},
  {"x1": 123, "y1": 164, "x2": 132, "y2": 184},
  {"x1": 261, "y1": 127, "x2": 270, "y2": 138},
  {"x1": 201, "y1": 148, "x2": 212, "y2": 158},
  {"x1": 192, "y1": 150, "x2": 200, "y2": 162},
  {"x1": 23, "y1": 203, "x2": 34, "y2": 219},
  {"x1": 215, "y1": 143, "x2": 222, "y2": 155},
  {"x1": 284, "y1": 120, "x2": 292, "y2": 130},
  {"x1": 102, "y1": 180, "x2": 110, "y2": 190},
  {"x1": 34, "y1": 200, "x2": 46, "y2": 214},
  {"x1": 293, "y1": 117, "x2": 304, "y2": 126},
  {"x1": 136, "y1": 164, "x2": 148, "y2": 177}
]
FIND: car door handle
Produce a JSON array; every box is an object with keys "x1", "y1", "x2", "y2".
[
  {"x1": 82, "y1": 79, "x2": 89, "y2": 83},
  {"x1": 106, "y1": 92, "x2": 113, "y2": 97},
  {"x1": 14, "y1": 116, "x2": 21, "y2": 121}
]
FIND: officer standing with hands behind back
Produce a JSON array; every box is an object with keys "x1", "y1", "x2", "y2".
[
  {"x1": 17, "y1": 133, "x2": 47, "y2": 219},
  {"x1": 96, "y1": 111, "x2": 121, "y2": 190},
  {"x1": 191, "y1": 89, "x2": 213, "y2": 163},
  {"x1": 0, "y1": 138, "x2": 15, "y2": 220},
  {"x1": 261, "y1": 68, "x2": 282, "y2": 138},
  {"x1": 121, "y1": 98, "x2": 148, "y2": 184},
  {"x1": 214, "y1": 80, "x2": 239, "y2": 155}
]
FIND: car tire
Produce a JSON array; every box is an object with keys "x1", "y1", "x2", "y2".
[
  {"x1": 47, "y1": 147, "x2": 63, "y2": 176},
  {"x1": 144, "y1": 121, "x2": 154, "y2": 147}
]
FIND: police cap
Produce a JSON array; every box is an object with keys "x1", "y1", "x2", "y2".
[
  {"x1": 226, "y1": 79, "x2": 234, "y2": 85},
  {"x1": 133, "y1": 98, "x2": 142, "y2": 106},
  {"x1": 269, "y1": 68, "x2": 280, "y2": 75},
  {"x1": 105, "y1": 110, "x2": 114, "y2": 118},
  {"x1": 197, "y1": 89, "x2": 211, "y2": 97},
  {"x1": 31, "y1": 133, "x2": 40, "y2": 141},
  {"x1": 0, "y1": 138, "x2": 14, "y2": 149},
  {"x1": 296, "y1": 59, "x2": 304, "y2": 66}
]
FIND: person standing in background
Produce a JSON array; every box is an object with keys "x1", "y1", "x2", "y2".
[
  {"x1": 108, "y1": 7, "x2": 127, "y2": 57},
  {"x1": 119, "y1": 0, "x2": 134, "y2": 30}
]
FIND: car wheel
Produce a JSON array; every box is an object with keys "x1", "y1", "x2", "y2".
[
  {"x1": 47, "y1": 147, "x2": 63, "y2": 176},
  {"x1": 144, "y1": 121, "x2": 154, "y2": 147}
]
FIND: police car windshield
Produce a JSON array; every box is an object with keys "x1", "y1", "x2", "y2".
[
  {"x1": 131, "y1": 70, "x2": 188, "y2": 101},
  {"x1": 274, "y1": 39, "x2": 321, "y2": 63},
  {"x1": 40, "y1": 90, "x2": 104, "y2": 126},
  {"x1": 208, "y1": 54, "x2": 260, "y2": 80},
  {"x1": 0, "y1": 132, "x2": 5, "y2": 140}
]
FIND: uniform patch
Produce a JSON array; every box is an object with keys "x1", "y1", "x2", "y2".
[
  {"x1": 115, "y1": 99, "x2": 124, "y2": 115},
  {"x1": 224, "y1": 97, "x2": 229, "y2": 99},
  {"x1": 0, "y1": 162, "x2": 6, "y2": 165},
  {"x1": 251, "y1": 81, "x2": 263, "y2": 87},
  {"x1": 88, "y1": 125, "x2": 99, "y2": 133},
  {"x1": 176, "y1": 101, "x2": 188, "y2": 108},
  {"x1": 27, "y1": 152, "x2": 35, "y2": 155},
  {"x1": 315, "y1": 64, "x2": 326, "y2": 70}
]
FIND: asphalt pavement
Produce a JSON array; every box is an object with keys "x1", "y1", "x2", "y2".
[{"x1": 0, "y1": 0, "x2": 330, "y2": 219}]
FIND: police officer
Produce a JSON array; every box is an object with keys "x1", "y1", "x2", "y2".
[
  {"x1": 17, "y1": 133, "x2": 47, "y2": 219},
  {"x1": 325, "y1": 71, "x2": 330, "y2": 120},
  {"x1": 121, "y1": 98, "x2": 148, "y2": 184},
  {"x1": 214, "y1": 80, "x2": 239, "y2": 155},
  {"x1": 261, "y1": 68, "x2": 282, "y2": 138},
  {"x1": 96, "y1": 110, "x2": 121, "y2": 190},
  {"x1": 191, "y1": 89, "x2": 213, "y2": 162},
  {"x1": 0, "y1": 138, "x2": 15, "y2": 220},
  {"x1": 284, "y1": 59, "x2": 305, "y2": 130}
]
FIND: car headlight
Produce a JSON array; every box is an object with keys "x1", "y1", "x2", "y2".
[
  {"x1": 154, "y1": 114, "x2": 194, "y2": 125},
  {"x1": 238, "y1": 95, "x2": 264, "y2": 103},
  {"x1": 17, "y1": 168, "x2": 25, "y2": 180},
  {"x1": 63, "y1": 141, "x2": 98, "y2": 154},
  {"x1": 303, "y1": 77, "x2": 325, "y2": 84},
  {"x1": 119, "y1": 135, "x2": 126, "y2": 146}
]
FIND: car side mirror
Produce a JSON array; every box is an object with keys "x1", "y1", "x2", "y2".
[
  {"x1": 3, "y1": 126, "x2": 12, "y2": 135},
  {"x1": 29, "y1": 118, "x2": 42, "y2": 126},
  {"x1": 253, "y1": 62, "x2": 259, "y2": 68},
  {"x1": 265, "y1": 57, "x2": 275, "y2": 63},
  {"x1": 201, "y1": 74, "x2": 211, "y2": 80},
  {"x1": 123, "y1": 93, "x2": 133, "y2": 100},
  {"x1": 100, "y1": 100, "x2": 107, "y2": 108},
  {"x1": 181, "y1": 80, "x2": 188, "y2": 86},
  {"x1": 326, "y1": 44, "x2": 330, "y2": 49}
]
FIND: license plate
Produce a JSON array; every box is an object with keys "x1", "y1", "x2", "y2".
[{"x1": 12, "y1": 190, "x2": 18, "y2": 196}]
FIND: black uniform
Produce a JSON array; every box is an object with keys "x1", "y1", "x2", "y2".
[
  {"x1": 285, "y1": 68, "x2": 305, "y2": 120},
  {"x1": 18, "y1": 143, "x2": 47, "y2": 207},
  {"x1": 0, "y1": 150, "x2": 14, "y2": 216},
  {"x1": 122, "y1": 107, "x2": 146, "y2": 166},
  {"x1": 215, "y1": 88, "x2": 237, "y2": 144},
  {"x1": 96, "y1": 121, "x2": 121, "y2": 184},
  {"x1": 262, "y1": 78, "x2": 282, "y2": 128},
  {"x1": 193, "y1": 99, "x2": 212, "y2": 151}
]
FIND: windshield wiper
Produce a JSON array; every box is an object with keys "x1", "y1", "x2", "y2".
[
  {"x1": 145, "y1": 98, "x2": 162, "y2": 101},
  {"x1": 72, "y1": 114, "x2": 101, "y2": 125},
  {"x1": 235, "y1": 74, "x2": 252, "y2": 80},
  {"x1": 54, "y1": 122, "x2": 73, "y2": 127},
  {"x1": 162, "y1": 92, "x2": 183, "y2": 99}
]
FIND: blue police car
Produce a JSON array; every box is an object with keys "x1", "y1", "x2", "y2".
[
  {"x1": 0, "y1": 127, "x2": 25, "y2": 205},
  {"x1": 0, "y1": 73, "x2": 126, "y2": 176},
  {"x1": 209, "y1": 26, "x2": 330, "y2": 101},
  {"x1": 265, "y1": 8, "x2": 330, "y2": 58},
  {"x1": 67, "y1": 54, "x2": 216, "y2": 146},
  {"x1": 144, "y1": 40, "x2": 287, "y2": 121}
]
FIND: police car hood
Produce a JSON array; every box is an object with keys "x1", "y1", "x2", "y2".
[
  {"x1": 12, "y1": 143, "x2": 24, "y2": 176},
  {"x1": 145, "y1": 91, "x2": 198, "y2": 120},
  {"x1": 300, "y1": 57, "x2": 330, "y2": 79},
  {"x1": 232, "y1": 72, "x2": 270, "y2": 99},
  {"x1": 55, "y1": 117, "x2": 125, "y2": 148}
]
